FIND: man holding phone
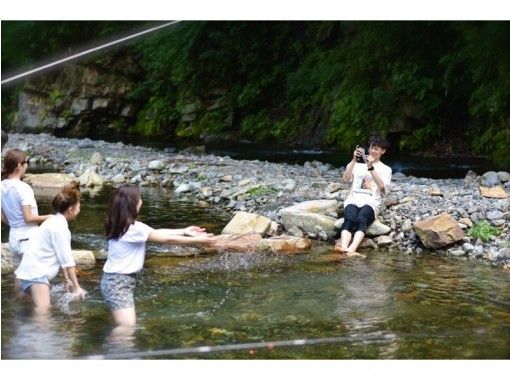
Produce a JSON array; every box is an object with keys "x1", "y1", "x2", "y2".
[{"x1": 335, "y1": 136, "x2": 392, "y2": 254}]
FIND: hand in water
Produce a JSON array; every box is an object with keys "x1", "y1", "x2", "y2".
[
  {"x1": 71, "y1": 287, "x2": 87, "y2": 300},
  {"x1": 184, "y1": 226, "x2": 212, "y2": 237}
]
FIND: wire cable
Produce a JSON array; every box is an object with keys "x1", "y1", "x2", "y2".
[{"x1": 1, "y1": 21, "x2": 182, "y2": 85}]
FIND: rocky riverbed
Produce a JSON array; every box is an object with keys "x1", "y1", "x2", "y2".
[{"x1": 3, "y1": 133, "x2": 510, "y2": 266}]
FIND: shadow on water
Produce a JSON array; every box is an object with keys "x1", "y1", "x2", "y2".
[{"x1": 2, "y1": 186, "x2": 510, "y2": 359}]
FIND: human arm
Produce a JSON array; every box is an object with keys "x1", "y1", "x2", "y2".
[
  {"x1": 1, "y1": 209, "x2": 8, "y2": 225},
  {"x1": 343, "y1": 147, "x2": 362, "y2": 183},
  {"x1": 22, "y1": 205, "x2": 51, "y2": 224},
  {"x1": 148, "y1": 227, "x2": 213, "y2": 245},
  {"x1": 63, "y1": 266, "x2": 87, "y2": 299},
  {"x1": 366, "y1": 158, "x2": 391, "y2": 195}
]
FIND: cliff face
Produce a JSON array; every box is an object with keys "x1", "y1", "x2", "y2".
[{"x1": 14, "y1": 53, "x2": 141, "y2": 138}]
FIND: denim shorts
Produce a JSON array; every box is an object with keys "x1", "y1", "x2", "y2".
[
  {"x1": 100, "y1": 272, "x2": 137, "y2": 311},
  {"x1": 19, "y1": 276, "x2": 50, "y2": 294}
]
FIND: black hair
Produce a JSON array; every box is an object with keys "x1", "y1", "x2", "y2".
[
  {"x1": 105, "y1": 185, "x2": 141, "y2": 240},
  {"x1": 368, "y1": 136, "x2": 390, "y2": 150}
]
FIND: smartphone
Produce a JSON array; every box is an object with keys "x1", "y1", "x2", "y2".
[{"x1": 356, "y1": 147, "x2": 368, "y2": 164}]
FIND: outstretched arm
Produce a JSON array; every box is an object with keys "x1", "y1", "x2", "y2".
[{"x1": 148, "y1": 226, "x2": 213, "y2": 245}]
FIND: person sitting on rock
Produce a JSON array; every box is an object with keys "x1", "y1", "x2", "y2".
[
  {"x1": 15, "y1": 182, "x2": 87, "y2": 315},
  {"x1": 101, "y1": 185, "x2": 214, "y2": 327},
  {"x1": 335, "y1": 136, "x2": 392, "y2": 255},
  {"x1": 1, "y1": 149, "x2": 52, "y2": 267}
]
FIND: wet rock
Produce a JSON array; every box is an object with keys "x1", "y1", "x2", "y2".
[
  {"x1": 414, "y1": 213, "x2": 465, "y2": 249},
  {"x1": 258, "y1": 235, "x2": 312, "y2": 254},
  {"x1": 1, "y1": 243, "x2": 13, "y2": 275},
  {"x1": 78, "y1": 168, "x2": 105, "y2": 187},
  {"x1": 206, "y1": 233, "x2": 263, "y2": 252},
  {"x1": 72, "y1": 250, "x2": 96, "y2": 267},
  {"x1": 221, "y1": 211, "x2": 272, "y2": 236}
]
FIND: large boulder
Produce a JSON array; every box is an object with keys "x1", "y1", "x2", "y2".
[
  {"x1": 23, "y1": 173, "x2": 78, "y2": 198},
  {"x1": 281, "y1": 210, "x2": 337, "y2": 238},
  {"x1": 206, "y1": 233, "x2": 263, "y2": 252},
  {"x1": 78, "y1": 168, "x2": 105, "y2": 187},
  {"x1": 221, "y1": 212, "x2": 272, "y2": 236},
  {"x1": 24, "y1": 173, "x2": 76, "y2": 188},
  {"x1": 1, "y1": 244, "x2": 95, "y2": 274},
  {"x1": 414, "y1": 213, "x2": 465, "y2": 249},
  {"x1": 71, "y1": 250, "x2": 96, "y2": 267},
  {"x1": 258, "y1": 235, "x2": 312, "y2": 254},
  {"x1": 283, "y1": 200, "x2": 338, "y2": 215}
]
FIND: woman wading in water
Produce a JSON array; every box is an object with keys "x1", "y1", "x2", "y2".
[{"x1": 101, "y1": 185, "x2": 214, "y2": 327}]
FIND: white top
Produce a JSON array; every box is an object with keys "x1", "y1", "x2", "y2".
[
  {"x1": 103, "y1": 221, "x2": 154, "y2": 274},
  {"x1": 1, "y1": 178, "x2": 38, "y2": 228},
  {"x1": 344, "y1": 161, "x2": 392, "y2": 215},
  {"x1": 15, "y1": 213, "x2": 76, "y2": 281}
]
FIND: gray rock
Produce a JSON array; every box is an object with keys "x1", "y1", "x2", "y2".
[
  {"x1": 486, "y1": 210, "x2": 504, "y2": 220},
  {"x1": 148, "y1": 160, "x2": 165, "y2": 170},
  {"x1": 111, "y1": 173, "x2": 125, "y2": 183},
  {"x1": 481, "y1": 171, "x2": 500, "y2": 187}
]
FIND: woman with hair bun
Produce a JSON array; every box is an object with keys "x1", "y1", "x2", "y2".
[
  {"x1": 15, "y1": 182, "x2": 87, "y2": 314},
  {"x1": 1, "y1": 149, "x2": 52, "y2": 265}
]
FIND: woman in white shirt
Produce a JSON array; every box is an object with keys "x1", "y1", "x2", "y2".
[
  {"x1": 15, "y1": 182, "x2": 87, "y2": 314},
  {"x1": 1, "y1": 149, "x2": 52, "y2": 264},
  {"x1": 335, "y1": 136, "x2": 392, "y2": 255},
  {"x1": 101, "y1": 185, "x2": 213, "y2": 327}
]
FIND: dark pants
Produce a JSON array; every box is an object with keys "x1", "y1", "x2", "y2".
[{"x1": 341, "y1": 204, "x2": 375, "y2": 234}]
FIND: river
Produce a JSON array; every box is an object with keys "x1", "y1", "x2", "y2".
[{"x1": 1, "y1": 185, "x2": 509, "y2": 359}]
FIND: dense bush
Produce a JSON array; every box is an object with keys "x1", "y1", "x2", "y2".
[{"x1": 2, "y1": 21, "x2": 509, "y2": 167}]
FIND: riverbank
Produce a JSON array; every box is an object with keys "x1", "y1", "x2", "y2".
[{"x1": 3, "y1": 133, "x2": 509, "y2": 265}]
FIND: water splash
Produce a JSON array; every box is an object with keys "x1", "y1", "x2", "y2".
[{"x1": 50, "y1": 283, "x2": 86, "y2": 315}]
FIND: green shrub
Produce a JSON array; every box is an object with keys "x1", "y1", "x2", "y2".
[{"x1": 467, "y1": 220, "x2": 501, "y2": 242}]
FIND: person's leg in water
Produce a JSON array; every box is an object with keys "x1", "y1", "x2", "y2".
[
  {"x1": 346, "y1": 205, "x2": 375, "y2": 254},
  {"x1": 112, "y1": 307, "x2": 136, "y2": 327},
  {"x1": 335, "y1": 204, "x2": 359, "y2": 253},
  {"x1": 30, "y1": 283, "x2": 51, "y2": 316}
]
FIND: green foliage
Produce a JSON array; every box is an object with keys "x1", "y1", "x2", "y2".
[
  {"x1": 467, "y1": 220, "x2": 501, "y2": 242},
  {"x1": 247, "y1": 185, "x2": 277, "y2": 197},
  {"x1": 2, "y1": 21, "x2": 510, "y2": 165}
]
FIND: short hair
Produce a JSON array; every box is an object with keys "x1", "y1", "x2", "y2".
[
  {"x1": 368, "y1": 136, "x2": 390, "y2": 150},
  {"x1": 52, "y1": 181, "x2": 81, "y2": 213}
]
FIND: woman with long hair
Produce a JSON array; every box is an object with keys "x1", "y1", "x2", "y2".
[
  {"x1": 101, "y1": 185, "x2": 213, "y2": 327},
  {"x1": 15, "y1": 182, "x2": 87, "y2": 314},
  {"x1": 1, "y1": 149, "x2": 52, "y2": 265}
]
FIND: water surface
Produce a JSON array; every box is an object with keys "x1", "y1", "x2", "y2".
[{"x1": 2, "y1": 187, "x2": 509, "y2": 359}]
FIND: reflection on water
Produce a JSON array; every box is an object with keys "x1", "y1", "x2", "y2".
[{"x1": 2, "y1": 186, "x2": 510, "y2": 359}]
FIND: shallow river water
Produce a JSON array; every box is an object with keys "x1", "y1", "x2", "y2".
[{"x1": 1, "y1": 186, "x2": 509, "y2": 359}]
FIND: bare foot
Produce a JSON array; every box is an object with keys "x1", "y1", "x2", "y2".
[
  {"x1": 345, "y1": 251, "x2": 366, "y2": 259},
  {"x1": 334, "y1": 243, "x2": 347, "y2": 253}
]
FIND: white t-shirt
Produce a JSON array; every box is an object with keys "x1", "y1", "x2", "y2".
[
  {"x1": 103, "y1": 221, "x2": 154, "y2": 274},
  {"x1": 1, "y1": 178, "x2": 39, "y2": 228},
  {"x1": 15, "y1": 213, "x2": 76, "y2": 281},
  {"x1": 344, "y1": 161, "x2": 392, "y2": 215}
]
